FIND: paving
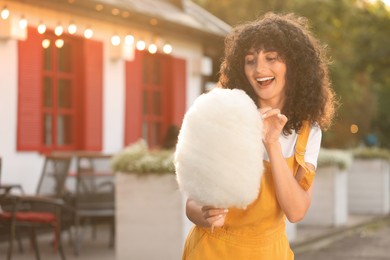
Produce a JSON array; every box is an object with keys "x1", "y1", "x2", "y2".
[
  {"x1": 0, "y1": 225, "x2": 115, "y2": 260},
  {"x1": 295, "y1": 215, "x2": 390, "y2": 260},
  {"x1": 1, "y1": 215, "x2": 390, "y2": 259}
]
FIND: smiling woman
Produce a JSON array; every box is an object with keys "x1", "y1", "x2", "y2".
[{"x1": 182, "y1": 12, "x2": 337, "y2": 260}]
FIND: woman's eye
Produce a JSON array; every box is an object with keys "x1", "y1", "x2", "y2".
[
  {"x1": 266, "y1": 56, "x2": 278, "y2": 61},
  {"x1": 245, "y1": 56, "x2": 256, "y2": 64}
]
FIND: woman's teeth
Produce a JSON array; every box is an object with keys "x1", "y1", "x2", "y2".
[{"x1": 256, "y1": 77, "x2": 275, "y2": 86}]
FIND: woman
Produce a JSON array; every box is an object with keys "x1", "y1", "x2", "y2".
[{"x1": 183, "y1": 12, "x2": 336, "y2": 259}]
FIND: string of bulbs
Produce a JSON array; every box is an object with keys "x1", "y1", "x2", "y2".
[{"x1": 1, "y1": 4, "x2": 173, "y2": 54}]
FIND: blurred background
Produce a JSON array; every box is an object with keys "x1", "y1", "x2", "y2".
[{"x1": 1, "y1": 0, "x2": 390, "y2": 259}]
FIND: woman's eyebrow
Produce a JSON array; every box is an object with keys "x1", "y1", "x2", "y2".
[{"x1": 245, "y1": 50, "x2": 256, "y2": 55}]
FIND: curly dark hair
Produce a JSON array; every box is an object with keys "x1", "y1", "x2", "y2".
[{"x1": 219, "y1": 12, "x2": 336, "y2": 134}]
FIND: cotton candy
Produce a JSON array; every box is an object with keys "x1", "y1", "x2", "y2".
[{"x1": 175, "y1": 87, "x2": 264, "y2": 209}]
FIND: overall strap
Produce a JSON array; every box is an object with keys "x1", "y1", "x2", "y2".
[
  {"x1": 294, "y1": 121, "x2": 315, "y2": 191},
  {"x1": 295, "y1": 121, "x2": 311, "y2": 159}
]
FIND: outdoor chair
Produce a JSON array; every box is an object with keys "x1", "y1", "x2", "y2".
[
  {"x1": 71, "y1": 153, "x2": 115, "y2": 256},
  {"x1": 0, "y1": 193, "x2": 67, "y2": 260},
  {"x1": 0, "y1": 154, "x2": 72, "y2": 260}
]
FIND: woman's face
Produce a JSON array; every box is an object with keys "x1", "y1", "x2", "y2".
[{"x1": 244, "y1": 49, "x2": 287, "y2": 109}]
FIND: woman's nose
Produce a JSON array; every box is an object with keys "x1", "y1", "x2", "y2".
[{"x1": 255, "y1": 55, "x2": 266, "y2": 72}]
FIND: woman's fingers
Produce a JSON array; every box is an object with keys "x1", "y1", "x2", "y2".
[
  {"x1": 260, "y1": 107, "x2": 288, "y2": 145},
  {"x1": 260, "y1": 108, "x2": 288, "y2": 126},
  {"x1": 210, "y1": 214, "x2": 226, "y2": 231},
  {"x1": 259, "y1": 106, "x2": 273, "y2": 115},
  {"x1": 261, "y1": 108, "x2": 281, "y2": 119},
  {"x1": 202, "y1": 207, "x2": 228, "y2": 218},
  {"x1": 277, "y1": 113, "x2": 288, "y2": 125},
  {"x1": 201, "y1": 206, "x2": 228, "y2": 228},
  {"x1": 207, "y1": 214, "x2": 225, "y2": 225}
]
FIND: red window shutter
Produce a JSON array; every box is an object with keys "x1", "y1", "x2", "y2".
[
  {"x1": 17, "y1": 27, "x2": 43, "y2": 151},
  {"x1": 82, "y1": 39, "x2": 103, "y2": 151},
  {"x1": 170, "y1": 57, "x2": 186, "y2": 127},
  {"x1": 124, "y1": 51, "x2": 144, "y2": 145}
]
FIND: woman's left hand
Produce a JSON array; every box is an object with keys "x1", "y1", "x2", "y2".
[{"x1": 260, "y1": 107, "x2": 288, "y2": 145}]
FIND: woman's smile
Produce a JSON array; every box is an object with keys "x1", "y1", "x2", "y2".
[{"x1": 256, "y1": 76, "x2": 275, "y2": 87}]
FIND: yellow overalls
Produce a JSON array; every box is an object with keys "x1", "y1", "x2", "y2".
[{"x1": 182, "y1": 121, "x2": 315, "y2": 259}]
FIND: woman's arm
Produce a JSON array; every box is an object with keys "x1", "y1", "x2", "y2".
[
  {"x1": 266, "y1": 142, "x2": 313, "y2": 222},
  {"x1": 186, "y1": 199, "x2": 228, "y2": 228},
  {"x1": 261, "y1": 107, "x2": 313, "y2": 223}
]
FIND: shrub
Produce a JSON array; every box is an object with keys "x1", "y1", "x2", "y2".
[
  {"x1": 317, "y1": 148, "x2": 353, "y2": 170},
  {"x1": 111, "y1": 139, "x2": 175, "y2": 174}
]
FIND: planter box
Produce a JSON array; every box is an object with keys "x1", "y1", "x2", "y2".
[
  {"x1": 299, "y1": 165, "x2": 348, "y2": 227},
  {"x1": 116, "y1": 173, "x2": 187, "y2": 260},
  {"x1": 348, "y1": 159, "x2": 390, "y2": 215}
]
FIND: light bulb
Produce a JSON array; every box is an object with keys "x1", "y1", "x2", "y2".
[
  {"x1": 68, "y1": 23, "x2": 77, "y2": 34},
  {"x1": 148, "y1": 43, "x2": 157, "y2": 54},
  {"x1": 55, "y1": 24, "x2": 63, "y2": 36},
  {"x1": 19, "y1": 16, "x2": 28, "y2": 29},
  {"x1": 42, "y1": 39, "x2": 50, "y2": 49},
  {"x1": 111, "y1": 34, "x2": 121, "y2": 46},
  {"x1": 84, "y1": 28, "x2": 93, "y2": 39},
  {"x1": 136, "y1": 40, "x2": 146, "y2": 51},
  {"x1": 125, "y1": 34, "x2": 134, "y2": 45},
  {"x1": 38, "y1": 22, "x2": 46, "y2": 34},
  {"x1": 1, "y1": 5, "x2": 9, "y2": 20},
  {"x1": 55, "y1": 39, "x2": 64, "y2": 48},
  {"x1": 163, "y1": 43, "x2": 172, "y2": 54}
]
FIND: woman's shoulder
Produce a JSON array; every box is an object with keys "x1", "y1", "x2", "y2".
[{"x1": 308, "y1": 123, "x2": 322, "y2": 143}]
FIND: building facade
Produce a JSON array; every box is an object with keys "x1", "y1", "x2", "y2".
[{"x1": 0, "y1": 0, "x2": 230, "y2": 193}]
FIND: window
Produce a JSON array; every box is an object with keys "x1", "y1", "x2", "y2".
[
  {"x1": 17, "y1": 27, "x2": 103, "y2": 152},
  {"x1": 141, "y1": 54, "x2": 166, "y2": 147},
  {"x1": 125, "y1": 51, "x2": 186, "y2": 148},
  {"x1": 42, "y1": 34, "x2": 75, "y2": 149}
]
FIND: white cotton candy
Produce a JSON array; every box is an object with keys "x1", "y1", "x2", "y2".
[{"x1": 175, "y1": 88, "x2": 264, "y2": 209}]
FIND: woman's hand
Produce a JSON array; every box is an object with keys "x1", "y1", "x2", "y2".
[
  {"x1": 201, "y1": 206, "x2": 228, "y2": 230},
  {"x1": 260, "y1": 107, "x2": 288, "y2": 146}
]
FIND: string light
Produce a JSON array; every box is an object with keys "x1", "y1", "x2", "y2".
[
  {"x1": 0, "y1": 7, "x2": 174, "y2": 53},
  {"x1": 163, "y1": 43, "x2": 173, "y2": 54},
  {"x1": 55, "y1": 39, "x2": 64, "y2": 48},
  {"x1": 19, "y1": 15, "x2": 28, "y2": 29},
  {"x1": 148, "y1": 43, "x2": 157, "y2": 54},
  {"x1": 84, "y1": 27, "x2": 93, "y2": 39},
  {"x1": 136, "y1": 39, "x2": 146, "y2": 51},
  {"x1": 54, "y1": 24, "x2": 64, "y2": 36},
  {"x1": 125, "y1": 34, "x2": 134, "y2": 45},
  {"x1": 37, "y1": 21, "x2": 46, "y2": 34},
  {"x1": 42, "y1": 39, "x2": 50, "y2": 49},
  {"x1": 350, "y1": 124, "x2": 359, "y2": 134},
  {"x1": 68, "y1": 21, "x2": 77, "y2": 34},
  {"x1": 111, "y1": 34, "x2": 121, "y2": 46},
  {"x1": 1, "y1": 5, "x2": 9, "y2": 20}
]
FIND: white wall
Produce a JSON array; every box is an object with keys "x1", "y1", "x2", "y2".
[
  {"x1": 102, "y1": 45, "x2": 125, "y2": 154},
  {"x1": 169, "y1": 38, "x2": 204, "y2": 110}
]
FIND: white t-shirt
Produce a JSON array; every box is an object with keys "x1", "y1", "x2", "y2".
[{"x1": 263, "y1": 124, "x2": 322, "y2": 169}]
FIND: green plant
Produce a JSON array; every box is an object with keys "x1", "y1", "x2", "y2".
[
  {"x1": 111, "y1": 139, "x2": 175, "y2": 174},
  {"x1": 317, "y1": 148, "x2": 353, "y2": 170},
  {"x1": 352, "y1": 147, "x2": 390, "y2": 161}
]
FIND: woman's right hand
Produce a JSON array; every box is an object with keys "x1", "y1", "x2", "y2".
[{"x1": 201, "y1": 206, "x2": 228, "y2": 229}]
